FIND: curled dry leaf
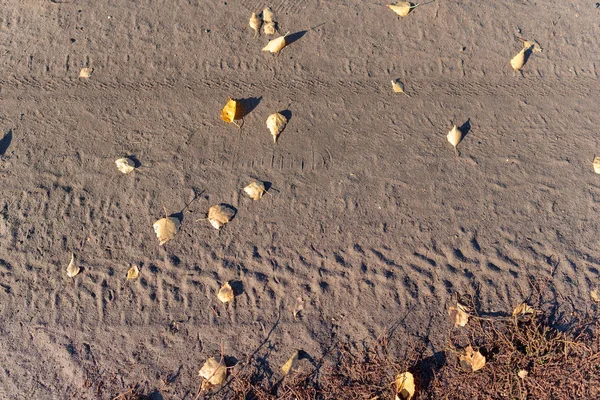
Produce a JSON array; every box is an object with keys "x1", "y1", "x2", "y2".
[
  {"x1": 518, "y1": 370, "x2": 528, "y2": 379},
  {"x1": 293, "y1": 296, "x2": 305, "y2": 319},
  {"x1": 388, "y1": 2, "x2": 418, "y2": 17},
  {"x1": 281, "y1": 350, "x2": 300, "y2": 375},
  {"x1": 459, "y1": 345, "x2": 486, "y2": 372},
  {"x1": 266, "y1": 112, "x2": 287, "y2": 143},
  {"x1": 199, "y1": 357, "x2": 227, "y2": 388},
  {"x1": 244, "y1": 181, "x2": 266, "y2": 200},
  {"x1": 79, "y1": 67, "x2": 93, "y2": 78},
  {"x1": 448, "y1": 302, "x2": 469, "y2": 327},
  {"x1": 207, "y1": 204, "x2": 236, "y2": 230},
  {"x1": 395, "y1": 371, "x2": 415, "y2": 400},
  {"x1": 510, "y1": 48, "x2": 526, "y2": 71},
  {"x1": 66, "y1": 252, "x2": 80, "y2": 278},
  {"x1": 262, "y1": 33, "x2": 288, "y2": 53},
  {"x1": 391, "y1": 80, "x2": 410, "y2": 96},
  {"x1": 221, "y1": 98, "x2": 242, "y2": 124},
  {"x1": 263, "y1": 7, "x2": 275, "y2": 23},
  {"x1": 447, "y1": 124, "x2": 463, "y2": 153},
  {"x1": 593, "y1": 157, "x2": 600, "y2": 174},
  {"x1": 263, "y1": 21, "x2": 276, "y2": 35},
  {"x1": 591, "y1": 289, "x2": 600, "y2": 303},
  {"x1": 217, "y1": 281, "x2": 235, "y2": 303},
  {"x1": 115, "y1": 157, "x2": 135, "y2": 174},
  {"x1": 512, "y1": 302, "x2": 535, "y2": 317},
  {"x1": 153, "y1": 216, "x2": 180, "y2": 245},
  {"x1": 249, "y1": 12, "x2": 262, "y2": 38},
  {"x1": 127, "y1": 265, "x2": 139, "y2": 280}
]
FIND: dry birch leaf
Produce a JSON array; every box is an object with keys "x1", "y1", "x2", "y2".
[
  {"x1": 593, "y1": 157, "x2": 600, "y2": 174},
  {"x1": 217, "y1": 282, "x2": 235, "y2": 303},
  {"x1": 510, "y1": 48, "x2": 526, "y2": 71},
  {"x1": 199, "y1": 357, "x2": 227, "y2": 387},
  {"x1": 512, "y1": 303, "x2": 534, "y2": 317},
  {"x1": 293, "y1": 296, "x2": 305, "y2": 319},
  {"x1": 207, "y1": 204, "x2": 236, "y2": 230},
  {"x1": 115, "y1": 158, "x2": 135, "y2": 174},
  {"x1": 153, "y1": 216, "x2": 180, "y2": 245},
  {"x1": 66, "y1": 252, "x2": 80, "y2": 278},
  {"x1": 388, "y1": 2, "x2": 418, "y2": 17},
  {"x1": 262, "y1": 33, "x2": 288, "y2": 53},
  {"x1": 520, "y1": 38, "x2": 543, "y2": 53},
  {"x1": 281, "y1": 350, "x2": 299, "y2": 375},
  {"x1": 518, "y1": 370, "x2": 528, "y2": 379},
  {"x1": 249, "y1": 12, "x2": 262, "y2": 38},
  {"x1": 79, "y1": 67, "x2": 93, "y2": 78},
  {"x1": 244, "y1": 181, "x2": 266, "y2": 200},
  {"x1": 266, "y1": 112, "x2": 287, "y2": 143},
  {"x1": 221, "y1": 98, "x2": 242, "y2": 124},
  {"x1": 391, "y1": 80, "x2": 410, "y2": 96},
  {"x1": 448, "y1": 302, "x2": 469, "y2": 327},
  {"x1": 447, "y1": 124, "x2": 463, "y2": 154},
  {"x1": 263, "y1": 7, "x2": 275, "y2": 23},
  {"x1": 459, "y1": 345, "x2": 486, "y2": 372},
  {"x1": 591, "y1": 289, "x2": 600, "y2": 303},
  {"x1": 263, "y1": 21, "x2": 276, "y2": 35},
  {"x1": 395, "y1": 372, "x2": 415, "y2": 400},
  {"x1": 127, "y1": 265, "x2": 139, "y2": 280}
]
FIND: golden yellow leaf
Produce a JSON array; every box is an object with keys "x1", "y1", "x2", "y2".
[
  {"x1": 221, "y1": 98, "x2": 242, "y2": 123},
  {"x1": 512, "y1": 303, "x2": 535, "y2": 317},
  {"x1": 207, "y1": 204, "x2": 236, "y2": 230},
  {"x1": 388, "y1": 2, "x2": 418, "y2": 17},
  {"x1": 263, "y1": 7, "x2": 275, "y2": 23},
  {"x1": 262, "y1": 33, "x2": 288, "y2": 53},
  {"x1": 459, "y1": 345, "x2": 486, "y2": 372},
  {"x1": 293, "y1": 296, "x2": 305, "y2": 319},
  {"x1": 153, "y1": 216, "x2": 180, "y2": 245},
  {"x1": 115, "y1": 158, "x2": 135, "y2": 174},
  {"x1": 591, "y1": 289, "x2": 600, "y2": 303},
  {"x1": 518, "y1": 370, "x2": 528, "y2": 379},
  {"x1": 510, "y1": 48, "x2": 526, "y2": 71},
  {"x1": 447, "y1": 124, "x2": 463, "y2": 151},
  {"x1": 79, "y1": 67, "x2": 93, "y2": 78},
  {"x1": 199, "y1": 357, "x2": 227, "y2": 387},
  {"x1": 66, "y1": 252, "x2": 80, "y2": 278},
  {"x1": 127, "y1": 265, "x2": 139, "y2": 280},
  {"x1": 263, "y1": 21, "x2": 276, "y2": 35},
  {"x1": 249, "y1": 12, "x2": 262, "y2": 38},
  {"x1": 244, "y1": 181, "x2": 266, "y2": 200},
  {"x1": 281, "y1": 350, "x2": 299, "y2": 375},
  {"x1": 217, "y1": 282, "x2": 235, "y2": 303},
  {"x1": 448, "y1": 302, "x2": 469, "y2": 327},
  {"x1": 391, "y1": 80, "x2": 410, "y2": 96},
  {"x1": 395, "y1": 371, "x2": 415, "y2": 400},
  {"x1": 593, "y1": 157, "x2": 600, "y2": 174},
  {"x1": 266, "y1": 112, "x2": 287, "y2": 143}
]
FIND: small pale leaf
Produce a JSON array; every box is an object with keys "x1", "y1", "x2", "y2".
[
  {"x1": 512, "y1": 303, "x2": 535, "y2": 317},
  {"x1": 263, "y1": 21, "x2": 276, "y2": 35},
  {"x1": 448, "y1": 302, "x2": 469, "y2": 327},
  {"x1": 249, "y1": 12, "x2": 262, "y2": 37},
  {"x1": 281, "y1": 350, "x2": 300, "y2": 375},
  {"x1": 395, "y1": 372, "x2": 415, "y2": 400},
  {"x1": 510, "y1": 48, "x2": 526, "y2": 71},
  {"x1": 79, "y1": 67, "x2": 93, "y2": 78},
  {"x1": 387, "y1": 2, "x2": 417, "y2": 17},
  {"x1": 262, "y1": 34, "x2": 287, "y2": 53},
  {"x1": 217, "y1": 282, "x2": 235, "y2": 303},
  {"x1": 66, "y1": 252, "x2": 80, "y2": 278},
  {"x1": 263, "y1": 7, "x2": 275, "y2": 23},
  {"x1": 518, "y1": 370, "x2": 528, "y2": 379},
  {"x1": 208, "y1": 204, "x2": 236, "y2": 230},
  {"x1": 591, "y1": 289, "x2": 600, "y2": 303},
  {"x1": 244, "y1": 181, "x2": 266, "y2": 200},
  {"x1": 127, "y1": 265, "x2": 139, "y2": 280},
  {"x1": 447, "y1": 125, "x2": 462, "y2": 149},
  {"x1": 266, "y1": 112, "x2": 287, "y2": 143},
  {"x1": 115, "y1": 158, "x2": 135, "y2": 174},
  {"x1": 459, "y1": 345, "x2": 486, "y2": 372},
  {"x1": 293, "y1": 296, "x2": 305, "y2": 319},
  {"x1": 153, "y1": 217, "x2": 180, "y2": 245},
  {"x1": 199, "y1": 357, "x2": 227, "y2": 386},
  {"x1": 593, "y1": 157, "x2": 600, "y2": 174}
]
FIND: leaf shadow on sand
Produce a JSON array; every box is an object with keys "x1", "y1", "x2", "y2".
[
  {"x1": 458, "y1": 119, "x2": 471, "y2": 140},
  {"x1": 237, "y1": 96, "x2": 262, "y2": 119},
  {"x1": 0, "y1": 129, "x2": 13, "y2": 156}
]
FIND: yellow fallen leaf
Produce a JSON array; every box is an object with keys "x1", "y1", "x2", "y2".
[
  {"x1": 199, "y1": 357, "x2": 227, "y2": 388},
  {"x1": 591, "y1": 289, "x2": 600, "y2": 303},
  {"x1": 221, "y1": 98, "x2": 243, "y2": 124},
  {"x1": 388, "y1": 2, "x2": 418, "y2": 17},
  {"x1": 447, "y1": 124, "x2": 463, "y2": 154},
  {"x1": 262, "y1": 33, "x2": 288, "y2": 53},
  {"x1": 593, "y1": 157, "x2": 600, "y2": 174},
  {"x1": 263, "y1": 7, "x2": 275, "y2": 23},
  {"x1": 127, "y1": 265, "x2": 139, "y2": 280},
  {"x1": 115, "y1": 158, "x2": 135, "y2": 174},
  {"x1": 395, "y1": 371, "x2": 415, "y2": 400},
  {"x1": 391, "y1": 80, "x2": 410, "y2": 96},
  {"x1": 217, "y1": 282, "x2": 235, "y2": 303},
  {"x1": 243, "y1": 181, "x2": 267, "y2": 200},
  {"x1": 79, "y1": 67, "x2": 93, "y2": 78},
  {"x1": 281, "y1": 350, "x2": 299, "y2": 375},
  {"x1": 263, "y1": 21, "x2": 276, "y2": 35},
  {"x1": 459, "y1": 345, "x2": 486, "y2": 372},
  {"x1": 153, "y1": 216, "x2": 180, "y2": 245},
  {"x1": 448, "y1": 302, "x2": 469, "y2": 327},
  {"x1": 266, "y1": 112, "x2": 287, "y2": 143},
  {"x1": 512, "y1": 303, "x2": 535, "y2": 317},
  {"x1": 518, "y1": 370, "x2": 528, "y2": 379},
  {"x1": 249, "y1": 12, "x2": 262, "y2": 38},
  {"x1": 510, "y1": 48, "x2": 526, "y2": 71},
  {"x1": 207, "y1": 204, "x2": 236, "y2": 230},
  {"x1": 66, "y1": 252, "x2": 80, "y2": 278}
]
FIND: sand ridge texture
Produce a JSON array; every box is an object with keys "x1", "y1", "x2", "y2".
[{"x1": 0, "y1": 0, "x2": 599, "y2": 398}]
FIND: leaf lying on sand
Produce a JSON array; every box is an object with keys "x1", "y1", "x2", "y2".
[
  {"x1": 221, "y1": 98, "x2": 243, "y2": 124},
  {"x1": 249, "y1": 12, "x2": 262, "y2": 38},
  {"x1": 127, "y1": 265, "x2": 139, "y2": 280},
  {"x1": 448, "y1": 302, "x2": 469, "y2": 327},
  {"x1": 263, "y1": 7, "x2": 275, "y2": 23},
  {"x1": 199, "y1": 357, "x2": 227, "y2": 388},
  {"x1": 395, "y1": 371, "x2": 415, "y2": 400},
  {"x1": 262, "y1": 33, "x2": 288, "y2": 53},
  {"x1": 266, "y1": 112, "x2": 287, "y2": 143},
  {"x1": 207, "y1": 204, "x2": 236, "y2": 230},
  {"x1": 244, "y1": 181, "x2": 267, "y2": 200},
  {"x1": 388, "y1": 2, "x2": 418, "y2": 17},
  {"x1": 217, "y1": 282, "x2": 235, "y2": 303},
  {"x1": 263, "y1": 21, "x2": 276, "y2": 35},
  {"x1": 153, "y1": 216, "x2": 180, "y2": 245},
  {"x1": 293, "y1": 296, "x2": 305, "y2": 319},
  {"x1": 447, "y1": 124, "x2": 463, "y2": 153},
  {"x1": 593, "y1": 156, "x2": 600, "y2": 174},
  {"x1": 391, "y1": 79, "x2": 410, "y2": 96},
  {"x1": 512, "y1": 302, "x2": 534, "y2": 317},
  {"x1": 66, "y1": 252, "x2": 80, "y2": 278},
  {"x1": 591, "y1": 289, "x2": 600, "y2": 303},
  {"x1": 115, "y1": 157, "x2": 135, "y2": 174},
  {"x1": 510, "y1": 48, "x2": 526, "y2": 71},
  {"x1": 79, "y1": 67, "x2": 93, "y2": 78},
  {"x1": 459, "y1": 345, "x2": 486, "y2": 372},
  {"x1": 281, "y1": 350, "x2": 300, "y2": 375}
]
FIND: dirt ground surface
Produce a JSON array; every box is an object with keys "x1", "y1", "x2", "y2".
[{"x1": 1, "y1": 0, "x2": 600, "y2": 398}]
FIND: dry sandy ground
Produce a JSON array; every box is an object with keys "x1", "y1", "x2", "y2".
[{"x1": 1, "y1": 0, "x2": 600, "y2": 398}]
